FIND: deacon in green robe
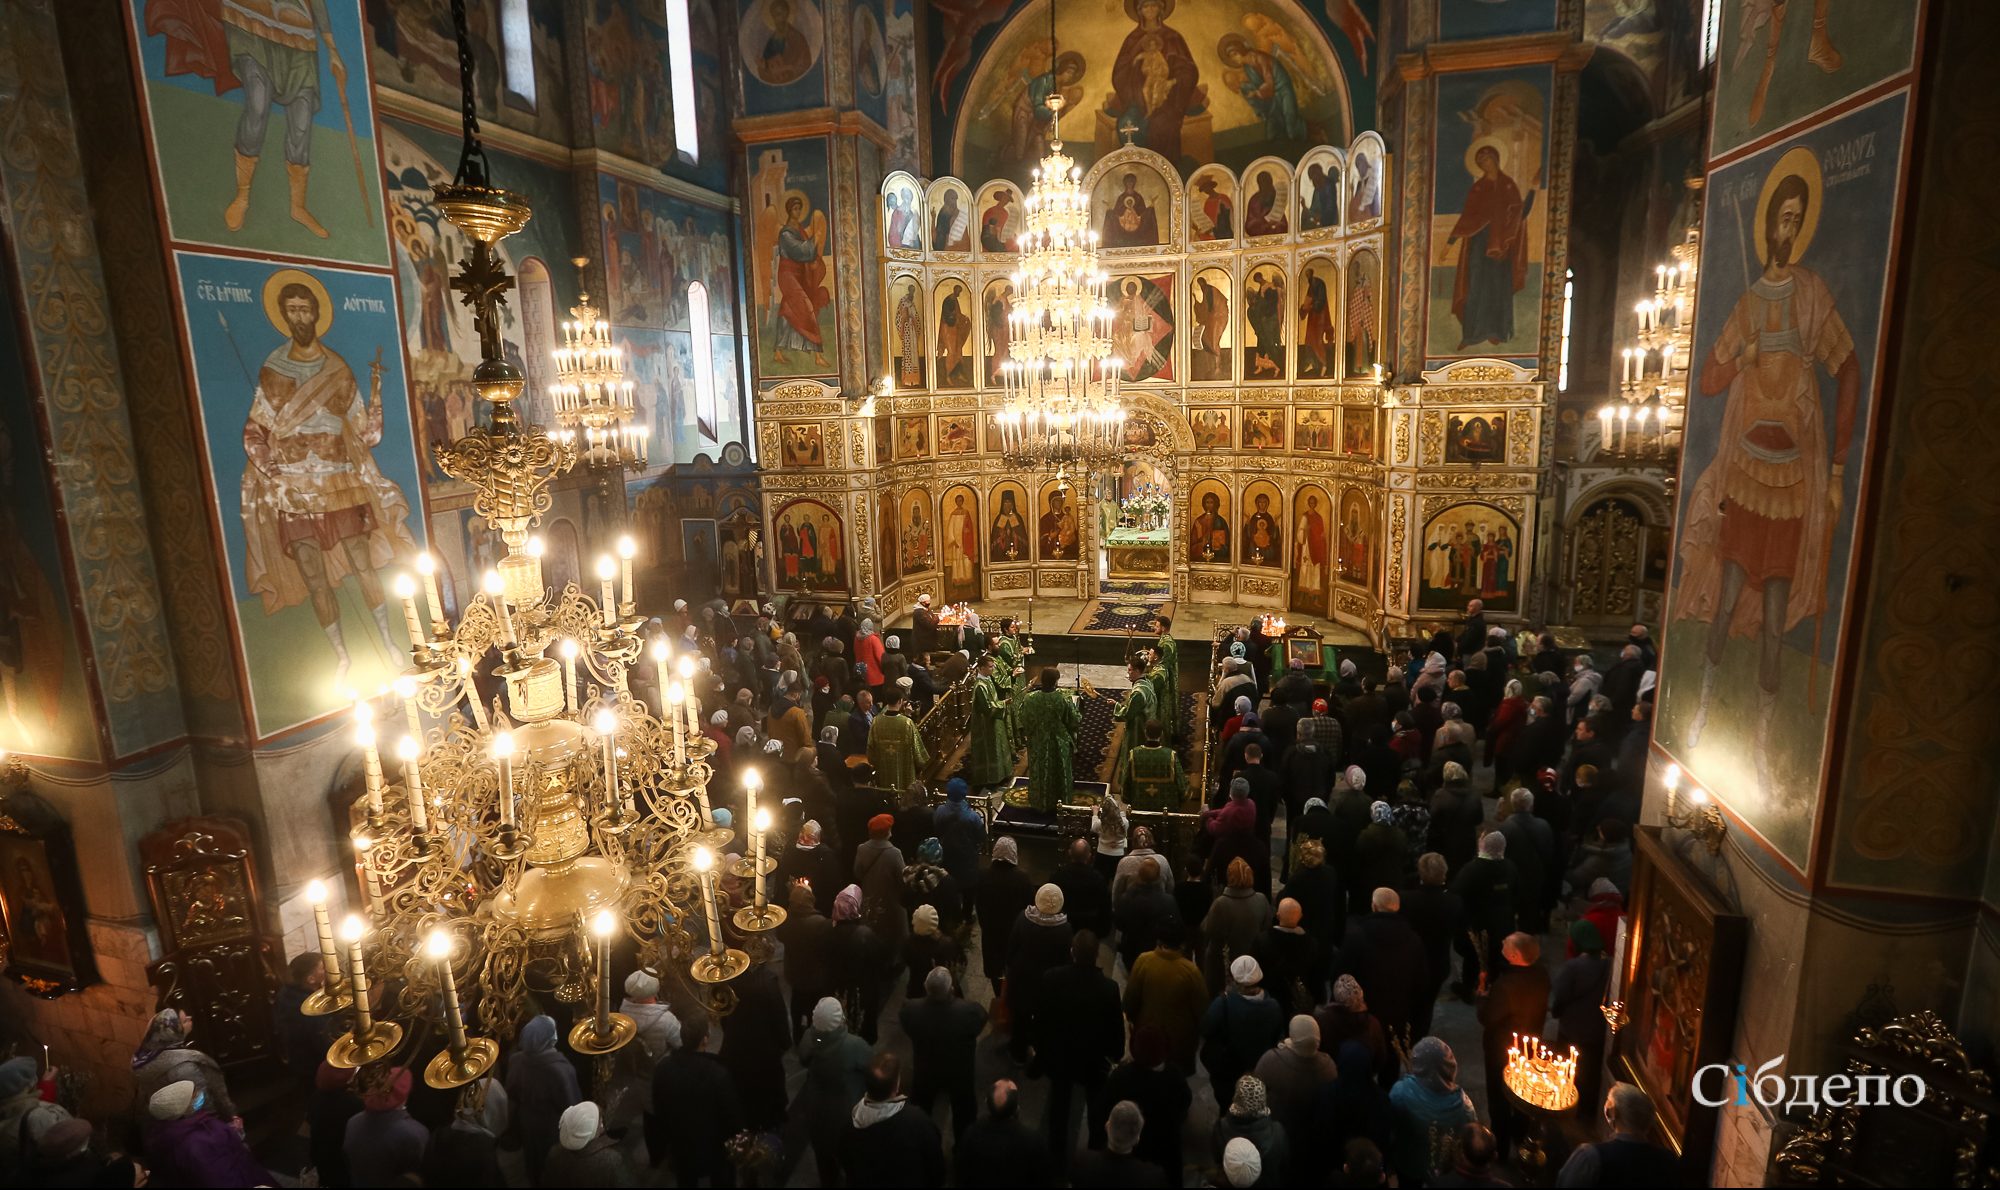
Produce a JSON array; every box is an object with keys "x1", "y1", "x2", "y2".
[
  {"x1": 1122, "y1": 721, "x2": 1188, "y2": 812},
  {"x1": 1152, "y1": 615, "x2": 1179, "y2": 742},
  {"x1": 1144, "y1": 650, "x2": 1176, "y2": 744},
  {"x1": 1016, "y1": 666, "x2": 1081, "y2": 812},
  {"x1": 1111, "y1": 656, "x2": 1156, "y2": 792},
  {"x1": 866, "y1": 699, "x2": 928, "y2": 793},
  {"x1": 966, "y1": 654, "x2": 1016, "y2": 789}
]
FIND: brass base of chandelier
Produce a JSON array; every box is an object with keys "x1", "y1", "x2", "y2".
[
  {"x1": 327, "y1": 1021, "x2": 405, "y2": 1069},
  {"x1": 424, "y1": 1037, "x2": 499, "y2": 1090},
  {"x1": 567, "y1": 1011, "x2": 638, "y2": 1056},
  {"x1": 695, "y1": 826, "x2": 735, "y2": 853},
  {"x1": 690, "y1": 948, "x2": 751, "y2": 984},
  {"x1": 596, "y1": 806, "x2": 639, "y2": 836},
  {"x1": 727, "y1": 854, "x2": 777, "y2": 880},
  {"x1": 732, "y1": 903, "x2": 787, "y2": 934},
  {"x1": 433, "y1": 183, "x2": 533, "y2": 244},
  {"x1": 489, "y1": 825, "x2": 530, "y2": 862},
  {"x1": 301, "y1": 985, "x2": 354, "y2": 1018},
  {"x1": 492, "y1": 856, "x2": 631, "y2": 938}
]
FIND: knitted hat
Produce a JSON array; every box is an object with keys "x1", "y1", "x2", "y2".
[
  {"x1": 1370, "y1": 800, "x2": 1394, "y2": 825},
  {"x1": 1312, "y1": 698, "x2": 1329, "y2": 713},
  {"x1": 558, "y1": 1102, "x2": 600, "y2": 1151},
  {"x1": 991, "y1": 836, "x2": 1019, "y2": 864},
  {"x1": 0, "y1": 1057, "x2": 35, "y2": 1099},
  {"x1": 1339, "y1": 658, "x2": 1357, "y2": 678},
  {"x1": 364, "y1": 1066, "x2": 413, "y2": 1112},
  {"x1": 868, "y1": 813, "x2": 895, "y2": 835},
  {"x1": 1230, "y1": 954, "x2": 1263, "y2": 987},
  {"x1": 1332, "y1": 973, "x2": 1367, "y2": 1012},
  {"x1": 1569, "y1": 919, "x2": 1606, "y2": 953},
  {"x1": 1590, "y1": 877, "x2": 1621, "y2": 899},
  {"x1": 886, "y1": 635, "x2": 900, "y2": 649},
  {"x1": 1229, "y1": 1075, "x2": 1269, "y2": 1118},
  {"x1": 624, "y1": 969, "x2": 660, "y2": 1001},
  {"x1": 813, "y1": 997, "x2": 846, "y2": 1033},
  {"x1": 897, "y1": 676, "x2": 914, "y2": 689},
  {"x1": 912, "y1": 904, "x2": 940, "y2": 937},
  {"x1": 1223, "y1": 1137, "x2": 1263, "y2": 1187},
  {"x1": 1288, "y1": 1014, "x2": 1320, "y2": 1048},
  {"x1": 918, "y1": 837, "x2": 944, "y2": 864},
  {"x1": 1034, "y1": 883, "x2": 1064, "y2": 916},
  {"x1": 148, "y1": 1081, "x2": 196, "y2": 1120}
]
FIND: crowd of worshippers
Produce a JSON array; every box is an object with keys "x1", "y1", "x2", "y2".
[{"x1": 0, "y1": 594, "x2": 1677, "y2": 1188}]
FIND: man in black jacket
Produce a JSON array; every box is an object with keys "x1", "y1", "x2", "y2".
[
  {"x1": 1036, "y1": 930, "x2": 1127, "y2": 1165},
  {"x1": 1451, "y1": 831, "x2": 1520, "y2": 985},
  {"x1": 1478, "y1": 932, "x2": 1552, "y2": 1155},
  {"x1": 841, "y1": 1052, "x2": 947, "y2": 1189},
  {"x1": 1112, "y1": 858, "x2": 1181, "y2": 974},
  {"x1": 1052, "y1": 837, "x2": 1114, "y2": 939},
  {"x1": 1457, "y1": 598, "x2": 1488, "y2": 660},
  {"x1": 1599, "y1": 644, "x2": 1649, "y2": 719},
  {"x1": 1556, "y1": 1083, "x2": 1681, "y2": 1187},
  {"x1": 955, "y1": 1080, "x2": 1052, "y2": 1188},
  {"x1": 1335, "y1": 887, "x2": 1430, "y2": 1044},
  {"x1": 647, "y1": 1012, "x2": 743, "y2": 1186},
  {"x1": 1399, "y1": 854, "x2": 1464, "y2": 1040},
  {"x1": 1508, "y1": 696, "x2": 1568, "y2": 786},
  {"x1": 1069, "y1": 1100, "x2": 1168, "y2": 1189},
  {"x1": 899, "y1": 965, "x2": 987, "y2": 1140}
]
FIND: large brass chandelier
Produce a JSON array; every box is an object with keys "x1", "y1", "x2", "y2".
[
  {"x1": 1600, "y1": 180, "x2": 1700, "y2": 460},
  {"x1": 996, "y1": 16, "x2": 1124, "y2": 477},
  {"x1": 302, "y1": 0, "x2": 768, "y2": 1091}
]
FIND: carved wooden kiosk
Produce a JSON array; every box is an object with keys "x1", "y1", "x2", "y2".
[{"x1": 142, "y1": 818, "x2": 286, "y2": 1068}]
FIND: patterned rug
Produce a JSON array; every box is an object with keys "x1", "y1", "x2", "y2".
[
  {"x1": 1099, "y1": 579, "x2": 1173, "y2": 599},
  {"x1": 1069, "y1": 596, "x2": 1177, "y2": 636}
]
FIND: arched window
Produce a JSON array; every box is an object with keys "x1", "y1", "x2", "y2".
[
  {"x1": 688, "y1": 281, "x2": 717, "y2": 440},
  {"x1": 667, "y1": 0, "x2": 699, "y2": 164},
  {"x1": 499, "y1": 0, "x2": 536, "y2": 108}
]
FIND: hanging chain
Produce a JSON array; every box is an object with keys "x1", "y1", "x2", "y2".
[{"x1": 450, "y1": 0, "x2": 491, "y2": 188}]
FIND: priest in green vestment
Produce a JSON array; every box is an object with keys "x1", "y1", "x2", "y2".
[
  {"x1": 1122, "y1": 721, "x2": 1188, "y2": 811},
  {"x1": 1144, "y1": 649, "x2": 1175, "y2": 744},
  {"x1": 966, "y1": 653, "x2": 1016, "y2": 789},
  {"x1": 1111, "y1": 655, "x2": 1156, "y2": 792},
  {"x1": 866, "y1": 695, "x2": 928, "y2": 793},
  {"x1": 1152, "y1": 614, "x2": 1179, "y2": 742},
  {"x1": 1016, "y1": 666, "x2": 1080, "y2": 812}
]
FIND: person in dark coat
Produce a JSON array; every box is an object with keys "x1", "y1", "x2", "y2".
[
  {"x1": 780, "y1": 884, "x2": 838, "y2": 1041},
  {"x1": 1280, "y1": 723, "x2": 1337, "y2": 847},
  {"x1": 1327, "y1": 775, "x2": 1373, "y2": 890},
  {"x1": 1315, "y1": 1040, "x2": 1397, "y2": 1179},
  {"x1": 1457, "y1": 600, "x2": 1488, "y2": 660},
  {"x1": 1552, "y1": 920, "x2": 1613, "y2": 1111},
  {"x1": 1112, "y1": 856, "x2": 1181, "y2": 974},
  {"x1": 273, "y1": 954, "x2": 336, "y2": 1084},
  {"x1": 1216, "y1": 718, "x2": 1273, "y2": 798},
  {"x1": 831, "y1": 883, "x2": 893, "y2": 1043},
  {"x1": 1088, "y1": 1026, "x2": 1191, "y2": 1188},
  {"x1": 1452, "y1": 832, "x2": 1522, "y2": 985},
  {"x1": 1509, "y1": 695, "x2": 1569, "y2": 782},
  {"x1": 1201, "y1": 956, "x2": 1287, "y2": 1107},
  {"x1": 1479, "y1": 932, "x2": 1553, "y2": 1155},
  {"x1": 343, "y1": 1066, "x2": 428, "y2": 1188},
  {"x1": 955, "y1": 1079, "x2": 1054, "y2": 1188},
  {"x1": 795, "y1": 997, "x2": 872, "y2": 1188},
  {"x1": 1254, "y1": 897, "x2": 1329, "y2": 1011},
  {"x1": 1052, "y1": 837, "x2": 1114, "y2": 938},
  {"x1": 1427, "y1": 764, "x2": 1486, "y2": 877},
  {"x1": 900, "y1": 965, "x2": 988, "y2": 1140},
  {"x1": 418, "y1": 1078, "x2": 508, "y2": 1189},
  {"x1": 1498, "y1": 788, "x2": 1556, "y2": 934},
  {"x1": 1335, "y1": 887, "x2": 1431, "y2": 1047},
  {"x1": 1348, "y1": 802, "x2": 1410, "y2": 915},
  {"x1": 902, "y1": 839, "x2": 966, "y2": 935},
  {"x1": 1284, "y1": 837, "x2": 1345, "y2": 948},
  {"x1": 1599, "y1": 644, "x2": 1648, "y2": 718},
  {"x1": 543, "y1": 1101, "x2": 633, "y2": 1188},
  {"x1": 1261, "y1": 698, "x2": 1304, "y2": 771},
  {"x1": 1037, "y1": 929, "x2": 1127, "y2": 1163},
  {"x1": 1556, "y1": 1083, "x2": 1681, "y2": 1188},
  {"x1": 902, "y1": 902, "x2": 967, "y2": 998},
  {"x1": 854, "y1": 812, "x2": 909, "y2": 953},
  {"x1": 776, "y1": 818, "x2": 843, "y2": 914},
  {"x1": 933, "y1": 778, "x2": 988, "y2": 901},
  {"x1": 977, "y1": 836, "x2": 1036, "y2": 981},
  {"x1": 648, "y1": 1012, "x2": 743, "y2": 1186},
  {"x1": 306, "y1": 1062, "x2": 362, "y2": 1188},
  {"x1": 841, "y1": 1052, "x2": 948, "y2": 1189},
  {"x1": 1005, "y1": 883, "x2": 1076, "y2": 1062},
  {"x1": 503, "y1": 1015, "x2": 579, "y2": 1185},
  {"x1": 1399, "y1": 854, "x2": 1464, "y2": 1039},
  {"x1": 719, "y1": 961, "x2": 792, "y2": 1130}
]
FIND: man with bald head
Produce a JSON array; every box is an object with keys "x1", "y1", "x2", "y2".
[
  {"x1": 1334, "y1": 887, "x2": 1428, "y2": 1046},
  {"x1": 1254, "y1": 897, "x2": 1328, "y2": 1007}
]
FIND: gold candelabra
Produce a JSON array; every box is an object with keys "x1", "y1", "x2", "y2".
[
  {"x1": 1502, "y1": 1035, "x2": 1580, "y2": 1113},
  {"x1": 1661, "y1": 762, "x2": 1728, "y2": 854},
  {"x1": 309, "y1": 0, "x2": 772, "y2": 1090}
]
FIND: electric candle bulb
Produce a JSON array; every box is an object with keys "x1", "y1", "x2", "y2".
[
  {"x1": 595, "y1": 555, "x2": 617, "y2": 626},
  {"x1": 426, "y1": 929, "x2": 453, "y2": 960}
]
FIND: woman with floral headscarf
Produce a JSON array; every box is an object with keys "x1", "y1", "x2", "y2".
[
  {"x1": 1349, "y1": 801, "x2": 1410, "y2": 912},
  {"x1": 830, "y1": 883, "x2": 891, "y2": 1042},
  {"x1": 131, "y1": 1009, "x2": 238, "y2": 1130},
  {"x1": 901, "y1": 836, "x2": 963, "y2": 934}
]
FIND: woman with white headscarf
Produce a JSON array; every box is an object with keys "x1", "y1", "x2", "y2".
[{"x1": 854, "y1": 618, "x2": 886, "y2": 692}]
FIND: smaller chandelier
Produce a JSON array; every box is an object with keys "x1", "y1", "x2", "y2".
[
  {"x1": 551, "y1": 257, "x2": 648, "y2": 469},
  {"x1": 998, "y1": 92, "x2": 1124, "y2": 474}
]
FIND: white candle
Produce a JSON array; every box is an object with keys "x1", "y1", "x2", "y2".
[
  {"x1": 493, "y1": 731, "x2": 516, "y2": 828},
  {"x1": 742, "y1": 767, "x2": 762, "y2": 844},
  {"x1": 357, "y1": 721, "x2": 383, "y2": 816},
  {"x1": 414, "y1": 553, "x2": 443, "y2": 631},
  {"x1": 559, "y1": 639, "x2": 580, "y2": 714},
  {"x1": 594, "y1": 709, "x2": 619, "y2": 813},
  {"x1": 753, "y1": 807, "x2": 771, "y2": 911},
  {"x1": 693, "y1": 847, "x2": 724, "y2": 958},
  {"x1": 617, "y1": 535, "x2": 636, "y2": 608},
  {"x1": 1608, "y1": 917, "x2": 1628, "y2": 1003},
  {"x1": 483, "y1": 571, "x2": 514, "y2": 645},
  {"x1": 393, "y1": 674, "x2": 420, "y2": 741},
  {"x1": 651, "y1": 638, "x2": 671, "y2": 718},
  {"x1": 393, "y1": 574, "x2": 423, "y2": 645},
  {"x1": 595, "y1": 556, "x2": 617, "y2": 627},
  {"x1": 398, "y1": 736, "x2": 428, "y2": 832},
  {"x1": 667, "y1": 681, "x2": 687, "y2": 765},
  {"x1": 307, "y1": 880, "x2": 341, "y2": 988},
  {"x1": 676, "y1": 656, "x2": 699, "y2": 737}
]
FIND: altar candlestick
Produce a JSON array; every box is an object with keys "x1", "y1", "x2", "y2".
[
  {"x1": 414, "y1": 553, "x2": 443, "y2": 631},
  {"x1": 595, "y1": 556, "x2": 617, "y2": 627},
  {"x1": 398, "y1": 736, "x2": 429, "y2": 832}
]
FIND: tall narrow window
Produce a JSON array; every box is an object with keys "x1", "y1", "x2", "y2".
[
  {"x1": 1700, "y1": 0, "x2": 1723, "y2": 66},
  {"x1": 500, "y1": 0, "x2": 536, "y2": 109},
  {"x1": 1557, "y1": 268, "x2": 1574, "y2": 393},
  {"x1": 688, "y1": 281, "x2": 717, "y2": 440},
  {"x1": 666, "y1": 0, "x2": 700, "y2": 164}
]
